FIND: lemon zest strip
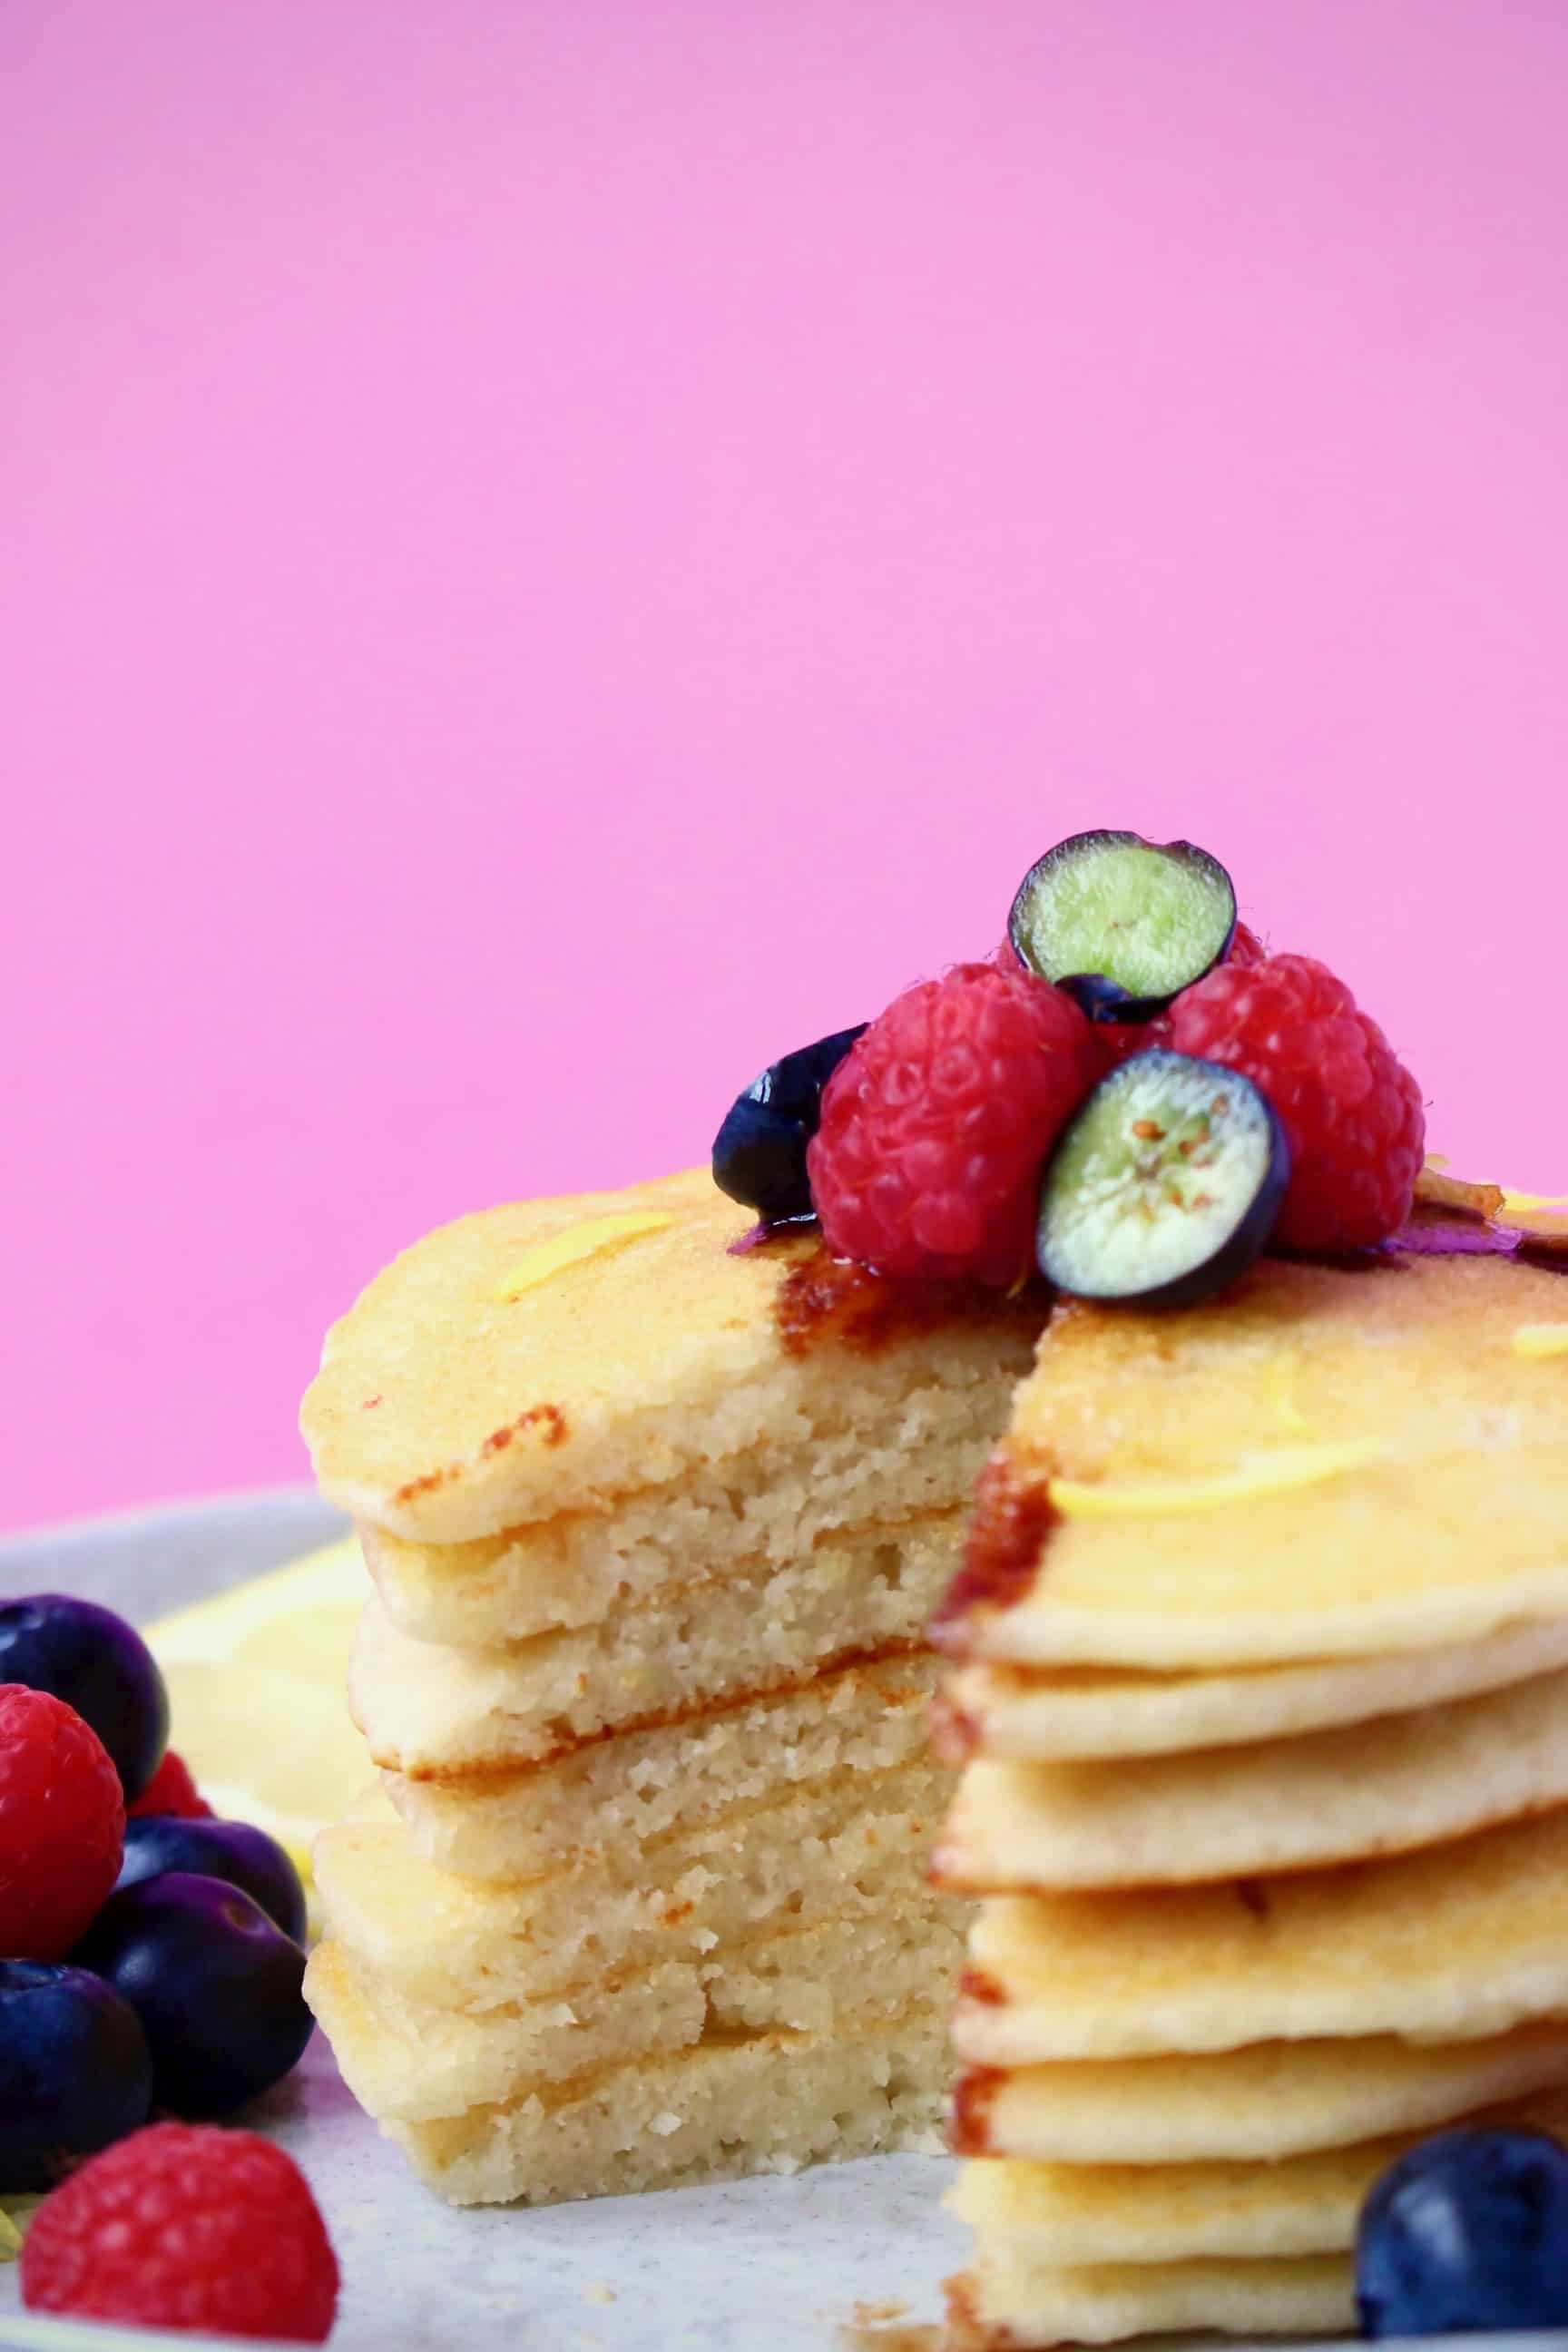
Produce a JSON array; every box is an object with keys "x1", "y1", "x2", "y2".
[
  {"x1": 1503, "y1": 1191, "x2": 1568, "y2": 1213},
  {"x1": 495, "y1": 1211, "x2": 675, "y2": 1302},
  {"x1": 1267, "y1": 1353, "x2": 1312, "y2": 1436},
  {"x1": 1512, "y1": 1325, "x2": 1568, "y2": 1359},
  {"x1": 1051, "y1": 1441, "x2": 1382, "y2": 1518}
]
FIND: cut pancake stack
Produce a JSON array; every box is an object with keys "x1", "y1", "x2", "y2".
[
  {"x1": 932, "y1": 1243, "x2": 1568, "y2": 2347},
  {"x1": 299, "y1": 1168, "x2": 1046, "y2": 2203}
]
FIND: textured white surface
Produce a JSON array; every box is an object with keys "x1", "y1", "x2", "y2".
[{"x1": 0, "y1": 1492, "x2": 962, "y2": 2349}]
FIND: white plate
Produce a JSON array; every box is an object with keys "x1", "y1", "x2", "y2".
[{"x1": 0, "y1": 1489, "x2": 968, "y2": 2350}]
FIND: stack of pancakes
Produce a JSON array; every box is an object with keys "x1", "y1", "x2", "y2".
[
  {"x1": 932, "y1": 1242, "x2": 1568, "y2": 2347},
  {"x1": 299, "y1": 1169, "x2": 1045, "y2": 2203}
]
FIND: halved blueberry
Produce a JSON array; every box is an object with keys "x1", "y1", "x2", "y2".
[
  {"x1": 1357, "y1": 2125, "x2": 1568, "y2": 2336},
  {"x1": 1036, "y1": 1050, "x2": 1288, "y2": 1308},
  {"x1": 711, "y1": 1024, "x2": 866, "y2": 1222},
  {"x1": 1008, "y1": 831, "x2": 1237, "y2": 1021}
]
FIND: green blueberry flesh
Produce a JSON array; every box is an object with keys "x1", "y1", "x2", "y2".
[
  {"x1": 1009, "y1": 830, "x2": 1236, "y2": 1015},
  {"x1": 1038, "y1": 1049, "x2": 1288, "y2": 1307}
]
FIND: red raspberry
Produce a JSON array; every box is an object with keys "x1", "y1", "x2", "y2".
[
  {"x1": 1092, "y1": 1011, "x2": 1173, "y2": 1069},
  {"x1": 129, "y1": 1749, "x2": 213, "y2": 1819},
  {"x1": 22, "y1": 2123, "x2": 338, "y2": 2342},
  {"x1": 0, "y1": 1685, "x2": 124, "y2": 1959},
  {"x1": 808, "y1": 962, "x2": 1102, "y2": 1285},
  {"x1": 1002, "y1": 919, "x2": 1266, "y2": 1070},
  {"x1": 1168, "y1": 953, "x2": 1425, "y2": 1250}
]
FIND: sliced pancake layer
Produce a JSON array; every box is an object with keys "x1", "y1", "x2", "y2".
[
  {"x1": 949, "y1": 2086, "x2": 1568, "y2": 2264},
  {"x1": 946, "y1": 2249, "x2": 1354, "y2": 2348},
  {"x1": 933, "y1": 1664, "x2": 1568, "y2": 1892},
  {"x1": 309, "y1": 1905, "x2": 965, "y2": 2121},
  {"x1": 350, "y1": 1510, "x2": 961, "y2": 1774},
  {"x1": 303, "y1": 1168, "x2": 1041, "y2": 1546},
  {"x1": 937, "y1": 1250, "x2": 1568, "y2": 1672},
  {"x1": 939, "y1": 1614, "x2": 1568, "y2": 1761},
  {"x1": 377, "y1": 2006, "x2": 951, "y2": 2206},
  {"x1": 951, "y1": 2024, "x2": 1568, "y2": 2165},
  {"x1": 316, "y1": 1769, "x2": 956, "y2": 2012},
  {"x1": 381, "y1": 1648, "x2": 943, "y2": 1879},
  {"x1": 954, "y1": 1784, "x2": 1568, "y2": 2067}
]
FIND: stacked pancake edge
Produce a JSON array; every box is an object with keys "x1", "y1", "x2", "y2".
[
  {"x1": 299, "y1": 1168, "x2": 1042, "y2": 2205},
  {"x1": 930, "y1": 1241, "x2": 1568, "y2": 2347}
]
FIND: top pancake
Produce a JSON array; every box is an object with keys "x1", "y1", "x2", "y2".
[
  {"x1": 937, "y1": 1248, "x2": 1568, "y2": 1670},
  {"x1": 301, "y1": 1168, "x2": 1042, "y2": 1544}
]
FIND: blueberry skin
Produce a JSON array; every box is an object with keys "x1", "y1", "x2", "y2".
[
  {"x1": 116, "y1": 1816, "x2": 308, "y2": 1946},
  {"x1": 711, "y1": 1024, "x2": 867, "y2": 1221},
  {"x1": 0, "y1": 1961, "x2": 153, "y2": 2192},
  {"x1": 75, "y1": 1873, "x2": 312, "y2": 2120},
  {"x1": 0, "y1": 1593, "x2": 169, "y2": 1802},
  {"x1": 1357, "y1": 2125, "x2": 1568, "y2": 2336}
]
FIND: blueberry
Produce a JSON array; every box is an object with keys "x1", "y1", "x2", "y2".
[
  {"x1": 0, "y1": 1593, "x2": 169, "y2": 1802},
  {"x1": 116, "y1": 1817, "x2": 308, "y2": 1945},
  {"x1": 0, "y1": 1961, "x2": 153, "y2": 2191},
  {"x1": 1357, "y1": 2125, "x2": 1568, "y2": 2336},
  {"x1": 1009, "y1": 830, "x2": 1237, "y2": 1021},
  {"x1": 1037, "y1": 1050, "x2": 1288, "y2": 1308},
  {"x1": 711, "y1": 1024, "x2": 867, "y2": 1222},
  {"x1": 75, "y1": 1873, "x2": 312, "y2": 2119}
]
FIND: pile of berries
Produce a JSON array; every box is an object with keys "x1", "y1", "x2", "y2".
[
  {"x1": 713, "y1": 829, "x2": 1426, "y2": 1308},
  {"x1": 0, "y1": 1592, "x2": 333, "y2": 2339}
]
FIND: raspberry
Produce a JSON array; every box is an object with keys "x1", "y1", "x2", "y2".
[
  {"x1": 1168, "y1": 953, "x2": 1425, "y2": 1250},
  {"x1": 22, "y1": 2122, "x2": 338, "y2": 2342},
  {"x1": 0, "y1": 1686, "x2": 124, "y2": 1960},
  {"x1": 808, "y1": 962, "x2": 1101, "y2": 1285},
  {"x1": 1035, "y1": 918, "x2": 1265, "y2": 1073},
  {"x1": 129, "y1": 1749, "x2": 213, "y2": 1819}
]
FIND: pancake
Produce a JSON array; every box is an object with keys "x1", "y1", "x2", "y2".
[
  {"x1": 316, "y1": 1769, "x2": 957, "y2": 2012},
  {"x1": 949, "y1": 2023, "x2": 1568, "y2": 2164},
  {"x1": 948, "y1": 2086, "x2": 1568, "y2": 2265},
  {"x1": 381, "y1": 1650, "x2": 943, "y2": 1879},
  {"x1": 368, "y1": 2004, "x2": 951, "y2": 2204},
  {"x1": 933, "y1": 1664, "x2": 1568, "y2": 1892},
  {"x1": 349, "y1": 1513, "x2": 961, "y2": 1773},
  {"x1": 309, "y1": 1906, "x2": 965, "y2": 2120},
  {"x1": 302, "y1": 1169, "x2": 1042, "y2": 1544},
  {"x1": 936, "y1": 1250, "x2": 1568, "y2": 1671},
  {"x1": 945, "y1": 2248, "x2": 1352, "y2": 2348},
  {"x1": 951, "y1": 1808, "x2": 1568, "y2": 2065},
  {"x1": 364, "y1": 1496, "x2": 977, "y2": 1651},
  {"x1": 937, "y1": 1615, "x2": 1568, "y2": 1762}
]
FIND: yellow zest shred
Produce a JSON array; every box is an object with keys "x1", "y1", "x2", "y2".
[
  {"x1": 1051, "y1": 1441, "x2": 1382, "y2": 1519},
  {"x1": 495, "y1": 1210, "x2": 675, "y2": 1302},
  {"x1": 1267, "y1": 1353, "x2": 1312, "y2": 1436},
  {"x1": 1512, "y1": 1325, "x2": 1568, "y2": 1359},
  {"x1": 1502, "y1": 1191, "x2": 1568, "y2": 1213}
]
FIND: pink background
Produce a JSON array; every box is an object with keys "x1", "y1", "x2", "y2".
[{"x1": 5, "y1": 0, "x2": 1566, "y2": 1533}]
